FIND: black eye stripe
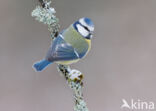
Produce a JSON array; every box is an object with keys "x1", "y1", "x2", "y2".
[
  {"x1": 78, "y1": 22, "x2": 90, "y2": 32},
  {"x1": 83, "y1": 26, "x2": 90, "y2": 32},
  {"x1": 73, "y1": 21, "x2": 92, "y2": 39},
  {"x1": 74, "y1": 21, "x2": 90, "y2": 32}
]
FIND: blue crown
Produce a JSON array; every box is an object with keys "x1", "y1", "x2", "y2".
[{"x1": 83, "y1": 17, "x2": 94, "y2": 27}]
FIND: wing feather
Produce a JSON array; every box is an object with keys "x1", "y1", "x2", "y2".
[{"x1": 46, "y1": 35, "x2": 79, "y2": 62}]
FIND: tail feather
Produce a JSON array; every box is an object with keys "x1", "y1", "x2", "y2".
[{"x1": 33, "y1": 59, "x2": 52, "y2": 71}]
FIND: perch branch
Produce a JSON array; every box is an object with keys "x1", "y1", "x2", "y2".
[
  {"x1": 57, "y1": 64, "x2": 88, "y2": 111},
  {"x1": 31, "y1": 1, "x2": 89, "y2": 111}
]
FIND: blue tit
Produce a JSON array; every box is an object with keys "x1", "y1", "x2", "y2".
[{"x1": 33, "y1": 17, "x2": 94, "y2": 71}]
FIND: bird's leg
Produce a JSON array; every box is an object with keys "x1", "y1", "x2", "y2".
[{"x1": 57, "y1": 64, "x2": 89, "y2": 111}]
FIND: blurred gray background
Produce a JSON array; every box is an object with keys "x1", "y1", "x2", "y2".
[{"x1": 0, "y1": 0, "x2": 156, "y2": 111}]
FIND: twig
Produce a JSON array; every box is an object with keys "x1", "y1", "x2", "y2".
[
  {"x1": 32, "y1": 0, "x2": 60, "y2": 39},
  {"x1": 38, "y1": 0, "x2": 46, "y2": 8},
  {"x1": 58, "y1": 65, "x2": 88, "y2": 111},
  {"x1": 31, "y1": 1, "x2": 89, "y2": 111}
]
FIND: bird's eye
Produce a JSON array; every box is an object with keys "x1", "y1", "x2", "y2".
[
  {"x1": 79, "y1": 18, "x2": 94, "y2": 32},
  {"x1": 83, "y1": 26, "x2": 90, "y2": 32}
]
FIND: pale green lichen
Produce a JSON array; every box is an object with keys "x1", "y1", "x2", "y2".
[
  {"x1": 31, "y1": 6, "x2": 56, "y2": 25},
  {"x1": 32, "y1": 1, "x2": 89, "y2": 111},
  {"x1": 31, "y1": 2, "x2": 60, "y2": 39},
  {"x1": 58, "y1": 65, "x2": 89, "y2": 111}
]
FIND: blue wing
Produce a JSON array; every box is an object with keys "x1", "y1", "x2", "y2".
[{"x1": 46, "y1": 35, "x2": 79, "y2": 62}]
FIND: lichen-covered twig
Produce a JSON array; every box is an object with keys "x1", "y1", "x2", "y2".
[
  {"x1": 57, "y1": 65, "x2": 88, "y2": 111},
  {"x1": 31, "y1": 1, "x2": 88, "y2": 111},
  {"x1": 32, "y1": 0, "x2": 60, "y2": 39}
]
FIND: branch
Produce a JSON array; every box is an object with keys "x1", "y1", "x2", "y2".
[
  {"x1": 57, "y1": 65, "x2": 88, "y2": 111},
  {"x1": 38, "y1": 0, "x2": 46, "y2": 8},
  {"x1": 32, "y1": 0, "x2": 60, "y2": 39},
  {"x1": 31, "y1": 1, "x2": 89, "y2": 111}
]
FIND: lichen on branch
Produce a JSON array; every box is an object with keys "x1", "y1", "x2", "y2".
[
  {"x1": 31, "y1": 0, "x2": 60, "y2": 39},
  {"x1": 58, "y1": 64, "x2": 88, "y2": 111}
]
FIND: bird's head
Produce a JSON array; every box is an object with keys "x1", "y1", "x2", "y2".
[{"x1": 73, "y1": 17, "x2": 94, "y2": 39}]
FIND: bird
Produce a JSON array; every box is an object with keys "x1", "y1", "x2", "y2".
[{"x1": 33, "y1": 17, "x2": 94, "y2": 71}]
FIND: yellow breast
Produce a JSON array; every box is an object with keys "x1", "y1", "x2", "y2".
[{"x1": 85, "y1": 39, "x2": 91, "y2": 54}]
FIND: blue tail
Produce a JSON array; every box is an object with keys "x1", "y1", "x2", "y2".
[{"x1": 33, "y1": 59, "x2": 52, "y2": 71}]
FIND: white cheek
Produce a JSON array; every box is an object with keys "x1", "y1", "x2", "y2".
[
  {"x1": 88, "y1": 26, "x2": 94, "y2": 32},
  {"x1": 79, "y1": 18, "x2": 87, "y2": 27},
  {"x1": 77, "y1": 24, "x2": 89, "y2": 37},
  {"x1": 79, "y1": 18, "x2": 94, "y2": 32}
]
